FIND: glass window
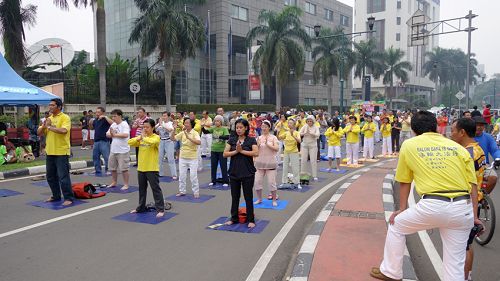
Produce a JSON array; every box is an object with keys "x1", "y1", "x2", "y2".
[
  {"x1": 231, "y1": 5, "x2": 248, "y2": 21},
  {"x1": 368, "y1": 19, "x2": 385, "y2": 50},
  {"x1": 304, "y1": 2, "x2": 316, "y2": 15},
  {"x1": 396, "y1": 17, "x2": 401, "y2": 25},
  {"x1": 284, "y1": 0, "x2": 297, "y2": 6},
  {"x1": 325, "y1": 9, "x2": 334, "y2": 21},
  {"x1": 367, "y1": 0, "x2": 385, "y2": 13},
  {"x1": 305, "y1": 51, "x2": 313, "y2": 62},
  {"x1": 305, "y1": 98, "x2": 315, "y2": 104},
  {"x1": 305, "y1": 26, "x2": 314, "y2": 37},
  {"x1": 396, "y1": 33, "x2": 401, "y2": 41},
  {"x1": 340, "y1": 15, "x2": 349, "y2": 27},
  {"x1": 397, "y1": 0, "x2": 401, "y2": 9}
]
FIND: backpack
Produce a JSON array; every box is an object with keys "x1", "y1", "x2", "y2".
[
  {"x1": 238, "y1": 207, "x2": 247, "y2": 224},
  {"x1": 72, "y1": 182, "x2": 106, "y2": 199}
]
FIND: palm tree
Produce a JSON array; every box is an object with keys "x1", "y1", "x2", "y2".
[
  {"x1": 353, "y1": 39, "x2": 383, "y2": 100},
  {"x1": 129, "y1": 0, "x2": 205, "y2": 112},
  {"x1": 382, "y1": 47, "x2": 412, "y2": 108},
  {"x1": 247, "y1": 6, "x2": 311, "y2": 111},
  {"x1": 52, "y1": 0, "x2": 107, "y2": 107},
  {"x1": 312, "y1": 27, "x2": 354, "y2": 114},
  {"x1": 0, "y1": 0, "x2": 37, "y2": 72}
]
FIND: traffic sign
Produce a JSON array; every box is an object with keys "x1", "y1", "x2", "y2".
[
  {"x1": 455, "y1": 91, "x2": 465, "y2": 100},
  {"x1": 129, "y1": 82, "x2": 141, "y2": 94}
]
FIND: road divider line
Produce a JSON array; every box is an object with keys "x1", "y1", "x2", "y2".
[{"x1": 0, "y1": 199, "x2": 128, "y2": 239}]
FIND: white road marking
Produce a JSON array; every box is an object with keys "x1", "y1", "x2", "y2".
[
  {"x1": 350, "y1": 174, "x2": 360, "y2": 180},
  {"x1": 245, "y1": 167, "x2": 375, "y2": 281},
  {"x1": 329, "y1": 194, "x2": 342, "y2": 203},
  {"x1": 384, "y1": 174, "x2": 395, "y2": 180},
  {"x1": 408, "y1": 183, "x2": 444, "y2": 280},
  {"x1": 289, "y1": 277, "x2": 308, "y2": 281},
  {"x1": 315, "y1": 210, "x2": 332, "y2": 222},
  {"x1": 298, "y1": 235, "x2": 320, "y2": 254},
  {"x1": 382, "y1": 194, "x2": 394, "y2": 203},
  {"x1": 0, "y1": 167, "x2": 94, "y2": 183},
  {"x1": 0, "y1": 199, "x2": 128, "y2": 239}
]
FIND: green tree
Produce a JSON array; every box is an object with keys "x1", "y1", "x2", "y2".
[
  {"x1": 353, "y1": 39, "x2": 383, "y2": 98},
  {"x1": 0, "y1": 0, "x2": 36, "y2": 72},
  {"x1": 382, "y1": 47, "x2": 412, "y2": 108},
  {"x1": 247, "y1": 6, "x2": 311, "y2": 110},
  {"x1": 311, "y1": 27, "x2": 354, "y2": 114},
  {"x1": 129, "y1": 0, "x2": 205, "y2": 112}
]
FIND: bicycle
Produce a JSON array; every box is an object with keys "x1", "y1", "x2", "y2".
[{"x1": 474, "y1": 161, "x2": 497, "y2": 246}]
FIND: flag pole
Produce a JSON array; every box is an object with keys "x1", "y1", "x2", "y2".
[{"x1": 208, "y1": 10, "x2": 212, "y2": 103}]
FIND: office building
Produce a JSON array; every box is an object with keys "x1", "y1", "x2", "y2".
[
  {"x1": 353, "y1": 0, "x2": 440, "y2": 106},
  {"x1": 97, "y1": 0, "x2": 353, "y2": 107}
]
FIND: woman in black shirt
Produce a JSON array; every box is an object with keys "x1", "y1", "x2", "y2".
[{"x1": 223, "y1": 119, "x2": 259, "y2": 228}]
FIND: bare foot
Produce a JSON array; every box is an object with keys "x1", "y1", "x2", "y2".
[
  {"x1": 224, "y1": 220, "x2": 234, "y2": 225},
  {"x1": 156, "y1": 212, "x2": 165, "y2": 218},
  {"x1": 272, "y1": 201, "x2": 278, "y2": 207},
  {"x1": 45, "y1": 197, "x2": 60, "y2": 202},
  {"x1": 120, "y1": 185, "x2": 129, "y2": 190},
  {"x1": 193, "y1": 193, "x2": 200, "y2": 199},
  {"x1": 254, "y1": 199, "x2": 262, "y2": 205},
  {"x1": 248, "y1": 222, "x2": 256, "y2": 228},
  {"x1": 62, "y1": 200, "x2": 73, "y2": 206},
  {"x1": 176, "y1": 192, "x2": 186, "y2": 197},
  {"x1": 109, "y1": 182, "x2": 117, "y2": 188},
  {"x1": 130, "y1": 209, "x2": 138, "y2": 214}
]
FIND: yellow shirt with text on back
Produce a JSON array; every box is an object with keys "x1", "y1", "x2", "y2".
[
  {"x1": 395, "y1": 132, "x2": 476, "y2": 198},
  {"x1": 128, "y1": 134, "x2": 160, "y2": 172},
  {"x1": 42, "y1": 112, "x2": 71, "y2": 156},
  {"x1": 361, "y1": 122, "x2": 377, "y2": 139},
  {"x1": 344, "y1": 124, "x2": 361, "y2": 143}
]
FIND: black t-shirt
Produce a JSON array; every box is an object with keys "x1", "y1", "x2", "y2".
[
  {"x1": 228, "y1": 136, "x2": 257, "y2": 179},
  {"x1": 391, "y1": 121, "x2": 402, "y2": 136},
  {"x1": 80, "y1": 116, "x2": 90, "y2": 129},
  {"x1": 93, "y1": 118, "x2": 111, "y2": 141},
  {"x1": 471, "y1": 110, "x2": 482, "y2": 118}
]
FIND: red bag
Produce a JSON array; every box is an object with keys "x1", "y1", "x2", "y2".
[
  {"x1": 238, "y1": 207, "x2": 247, "y2": 224},
  {"x1": 72, "y1": 182, "x2": 106, "y2": 199}
]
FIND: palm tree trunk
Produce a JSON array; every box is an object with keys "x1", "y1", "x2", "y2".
[
  {"x1": 327, "y1": 75, "x2": 334, "y2": 115},
  {"x1": 96, "y1": 4, "x2": 107, "y2": 107},
  {"x1": 164, "y1": 56, "x2": 173, "y2": 112},
  {"x1": 389, "y1": 74, "x2": 394, "y2": 109},
  {"x1": 275, "y1": 81, "x2": 282, "y2": 111}
]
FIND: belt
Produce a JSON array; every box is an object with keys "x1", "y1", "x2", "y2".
[
  {"x1": 422, "y1": 194, "x2": 470, "y2": 202},
  {"x1": 161, "y1": 138, "x2": 171, "y2": 141}
]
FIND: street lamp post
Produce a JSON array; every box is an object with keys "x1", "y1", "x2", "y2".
[{"x1": 313, "y1": 16, "x2": 376, "y2": 114}]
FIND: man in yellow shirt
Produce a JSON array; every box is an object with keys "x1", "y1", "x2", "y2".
[
  {"x1": 37, "y1": 98, "x2": 74, "y2": 205},
  {"x1": 371, "y1": 111, "x2": 477, "y2": 281},
  {"x1": 361, "y1": 115, "x2": 376, "y2": 159},
  {"x1": 345, "y1": 116, "x2": 361, "y2": 165}
]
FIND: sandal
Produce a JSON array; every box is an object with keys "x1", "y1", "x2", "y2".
[
  {"x1": 176, "y1": 192, "x2": 186, "y2": 197},
  {"x1": 45, "y1": 197, "x2": 61, "y2": 202}
]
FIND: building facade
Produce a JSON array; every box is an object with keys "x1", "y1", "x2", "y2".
[
  {"x1": 97, "y1": 0, "x2": 353, "y2": 107},
  {"x1": 353, "y1": 0, "x2": 440, "y2": 106}
]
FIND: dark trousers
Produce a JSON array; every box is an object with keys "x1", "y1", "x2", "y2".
[
  {"x1": 136, "y1": 171, "x2": 165, "y2": 212},
  {"x1": 211, "y1": 151, "x2": 229, "y2": 184},
  {"x1": 391, "y1": 133, "x2": 400, "y2": 152},
  {"x1": 135, "y1": 147, "x2": 139, "y2": 161},
  {"x1": 316, "y1": 138, "x2": 321, "y2": 160},
  {"x1": 230, "y1": 176, "x2": 255, "y2": 223},
  {"x1": 46, "y1": 155, "x2": 74, "y2": 201},
  {"x1": 319, "y1": 134, "x2": 326, "y2": 150}
]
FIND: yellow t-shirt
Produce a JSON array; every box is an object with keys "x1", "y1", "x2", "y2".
[
  {"x1": 193, "y1": 119, "x2": 202, "y2": 134},
  {"x1": 361, "y1": 122, "x2": 376, "y2": 139},
  {"x1": 466, "y1": 142, "x2": 486, "y2": 188},
  {"x1": 175, "y1": 130, "x2": 200, "y2": 159},
  {"x1": 388, "y1": 115, "x2": 395, "y2": 123},
  {"x1": 381, "y1": 123, "x2": 392, "y2": 138},
  {"x1": 296, "y1": 118, "x2": 306, "y2": 130},
  {"x1": 354, "y1": 113, "x2": 361, "y2": 124},
  {"x1": 401, "y1": 117, "x2": 411, "y2": 132},
  {"x1": 275, "y1": 121, "x2": 289, "y2": 140},
  {"x1": 200, "y1": 116, "x2": 213, "y2": 128},
  {"x1": 344, "y1": 124, "x2": 361, "y2": 144},
  {"x1": 283, "y1": 131, "x2": 300, "y2": 154},
  {"x1": 325, "y1": 127, "x2": 344, "y2": 146},
  {"x1": 42, "y1": 112, "x2": 71, "y2": 156},
  {"x1": 395, "y1": 132, "x2": 477, "y2": 198},
  {"x1": 128, "y1": 134, "x2": 160, "y2": 172}
]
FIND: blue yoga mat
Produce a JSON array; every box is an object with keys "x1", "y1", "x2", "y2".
[
  {"x1": 278, "y1": 185, "x2": 312, "y2": 193},
  {"x1": 319, "y1": 168, "x2": 348, "y2": 174},
  {"x1": 199, "y1": 182, "x2": 231, "y2": 191},
  {"x1": 159, "y1": 176, "x2": 177, "y2": 183},
  {"x1": 0, "y1": 189, "x2": 23, "y2": 197},
  {"x1": 100, "y1": 185, "x2": 139, "y2": 194},
  {"x1": 27, "y1": 200, "x2": 87, "y2": 210},
  {"x1": 240, "y1": 199, "x2": 288, "y2": 210},
  {"x1": 84, "y1": 172, "x2": 111, "y2": 177},
  {"x1": 206, "y1": 217, "x2": 269, "y2": 234},
  {"x1": 31, "y1": 181, "x2": 49, "y2": 187},
  {"x1": 113, "y1": 211, "x2": 177, "y2": 225},
  {"x1": 165, "y1": 194, "x2": 215, "y2": 203}
]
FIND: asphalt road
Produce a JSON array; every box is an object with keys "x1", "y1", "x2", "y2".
[{"x1": 0, "y1": 144, "x2": 387, "y2": 281}]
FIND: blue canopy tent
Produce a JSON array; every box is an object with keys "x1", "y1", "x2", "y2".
[{"x1": 0, "y1": 52, "x2": 61, "y2": 156}]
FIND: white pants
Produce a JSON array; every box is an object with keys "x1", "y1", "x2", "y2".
[
  {"x1": 197, "y1": 146, "x2": 203, "y2": 169},
  {"x1": 380, "y1": 198, "x2": 473, "y2": 281},
  {"x1": 400, "y1": 131, "x2": 412, "y2": 145},
  {"x1": 201, "y1": 133, "x2": 212, "y2": 156},
  {"x1": 300, "y1": 144, "x2": 318, "y2": 178},
  {"x1": 346, "y1": 142, "x2": 359, "y2": 164},
  {"x1": 382, "y1": 136, "x2": 392, "y2": 155},
  {"x1": 363, "y1": 137, "x2": 374, "y2": 159},
  {"x1": 282, "y1": 153, "x2": 299, "y2": 184},
  {"x1": 277, "y1": 141, "x2": 283, "y2": 164},
  {"x1": 178, "y1": 158, "x2": 199, "y2": 194}
]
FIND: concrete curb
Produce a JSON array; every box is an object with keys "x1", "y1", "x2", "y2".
[{"x1": 0, "y1": 155, "x2": 137, "y2": 180}]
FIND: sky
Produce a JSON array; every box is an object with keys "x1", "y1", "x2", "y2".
[{"x1": 4, "y1": 0, "x2": 500, "y2": 77}]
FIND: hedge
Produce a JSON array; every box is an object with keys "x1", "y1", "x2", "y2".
[
  {"x1": 176, "y1": 104, "x2": 276, "y2": 113},
  {"x1": 295, "y1": 104, "x2": 331, "y2": 112}
]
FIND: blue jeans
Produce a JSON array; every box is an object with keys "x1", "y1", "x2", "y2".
[
  {"x1": 93, "y1": 140, "x2": 110, "y2": 173},
  {"x1": 211, "y1": 151, "x2": 228, "y2": 184},
  {"x1": 319, "y1": 134, "x2": 327, "y2": 150},
  {"x1": 159, "y1": 140, "x2": 177, "y2": 177},
  {"x1": 46, "y1": 155, "x2": 74, "y2": 201}
]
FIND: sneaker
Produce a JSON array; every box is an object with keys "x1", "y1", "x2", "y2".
[
  {"x1": 297, "y1": 184, "x2": 303, "y2": 190},
  {"x1": 222, "y1": 183, "x2": 229, "y2": 187},
  {"x1": 369, "y1": 267, "x2": 402, "y2": 281},
  {"x1": 172, "y1": 176, "x2": 178, "y2": 181},
  {"x1": 208, "y1": 182, "x2": 215, "y2": 186},
  {"x1": 313, "y1": 177, "x2": 319, "y2": 181}
]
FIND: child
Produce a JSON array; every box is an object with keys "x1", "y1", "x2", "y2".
[
  {"x1": 381, "y1": 117, "x2": 393, "y2": 156},
  {"x1": 344, "y1": 116, "x2": 361, "y2": 165},
  {"x1": 361, "y1": 115, "x2": 376, "y2": 159},
  {"x1": 325, "y1": 118, "x2": 344, "y2": 171}
]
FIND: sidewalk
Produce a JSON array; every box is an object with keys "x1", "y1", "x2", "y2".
[{"x1": 289, "y1": 159, "x2": 417, "y2": 281}]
